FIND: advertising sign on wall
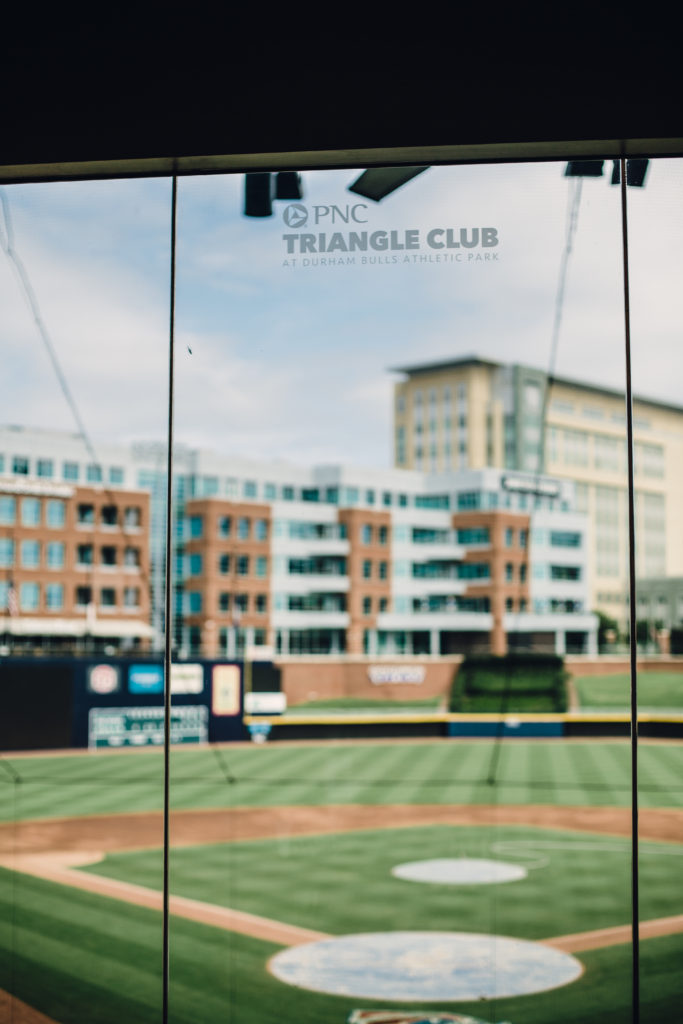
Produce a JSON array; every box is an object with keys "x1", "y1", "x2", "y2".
[
  {"x1": 128, "y1": 664, "x2": 164, "y2": 694},
  {"x1": 212, "y1": 665, "x2": 241, "y2": 715},
  {"x1": 87, "y1": 663, "x2": 121, "y2": 695},
  {"x1": 88, "y1": 705, "x2": 208, "y2": 748},
  {"x1": 367, "y1": 666, "x2": 426, "y2": 685},
  {"x1": 170, "y1": 663, "x2": 204, "y2": 694}
]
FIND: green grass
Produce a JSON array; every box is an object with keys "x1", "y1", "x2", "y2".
[
  {"x1": 83, "y1": 824, "x2": 683, "y2": 940},
  {"x1": 1, "y1": 864, "x2": 682, "y2": 1023},
  {"x1": 574, "y1": 671, "x2": 683, "y2": 710},
  {"x1": 2, "y1": 740, "x2": 683, "y2": 823},
  {"x1": 285, "y1": 696, "x2": 443, "y2": 713}
]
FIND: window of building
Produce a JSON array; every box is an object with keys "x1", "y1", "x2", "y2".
[
  {"x1": 255, "y1": 556, "x2": 267, "y2": 577},
  {"x1": 235, "y1": 593, "x2": 248, "y2": 612},
  {"x1": 255, "y1": 594, "x2": 267, "y2": 614},
  {"x1": 382, "y1": 491, "x2": 392, "y2": 507},
  {"x1": 362, "y1": 559, "x2": 372, "y2": 579},
  {"x1": 12, "y1": 456, "x2": 29, "y2": 475},
  {"x1": 378, "y1": 561, "x2": 388, "y2": 579},
  {"x1": 188, "y1": 514, "x2": 202, "y2": 538},
  {"x1": 75, "y1": 586, "x2": 92, "y2": 607},
  {"x1": 243, "y1": 480, "x2": 257, "y2": 498},
  {"x1": 282, "y1": 485, "x2": 295, "y2": 501},
  {"x1": 219, "y1": 554, "x2": 231, "y2": 574},
  {"x1": 44, "y1": 582, "x2": 64, "y2": 610},
  {"x1": 505, "y1": 527, "x2": 514, "y2": 546},
  {"x1": 63, "y1": 461, "x2": 79, "y2": 481},
  {"x1": 219, "y1": 592, "x2": 231, "y2": 612},
  {"x1": 46, "y1": 541, "x2": 65, "y2": 569},
  {"x1": 550, "y1": 531, "x2": 581, "y2": 547},
  {"x1": 362, "y1": 596, "x2": 372, "y2": 615},
  {"x1": 86, "y1": 464, "x2": 102, "y2": 483},
  {"x1": 378, "y1": 525, "x2": 388, "y2": 545},
  {"x1": 77, "y1": 543, "x2": 93, "y2": 566},
  {"x1": 237, "y1": 555, "x2": 250, "y2": 575},
  {"x1": 20, "y1": 540, "x2": 40, "y2": 568},
  {"x1": 109, "y1": 466, "x2": 124, "y2": 485},
  {"x1": 187, "y1": 592, "x2": 202, "y2": 614},
  {"x1": 218, "y1": 515, "x2": 231, "y2": 537},
  {"x1": 100, "y1": 587, "x2": 116, "y2": 608},
  {"x1": 457, "y1": 526, "x2": 490, "y2": 545},
  {"x1": 366, "y1": 489, "x2": 375, "y2": 505},
  {"x1": 123, "y1": 587, "x2": 140, "y2": 608},
  {"x1": 506, "y1": 597, "x2": 514, "y2": 611},
  {"x1": 264, "y1": 482, "x2": 277, "y2": 500},
  {"x1": 255, "y1": 519, "x2": 268, "y2": 541},
  {"x1": 77, "y1": 504, "x2": 95, "y2": 524},
  {"x1": 124, "y1": 506, "x2": 142, "y2": 529},
  {"x1": 361, "y1": 524, "x2": 372, "y2": 544},
  {"x1": 520, "y1": 563, "x2": 527, "y2": 582},
  {"x1": 0, "y1": 539, "x2": 15, "y2": 567},
  {"x1": 20, "y1": 582, "x2": 40, "y2": 610},
  {"x1": 21, "y1": 497, "x2": 41, "y2": 526},
  {"x1": 550, "y1": 565, "x2": 582, "y2": 580},
  {"x1": 505, "y1": 562, "x2": 514, "y2": 581},
  {"x1": 188, "y1": 553, "x2": 202, "y2": 575},
  {"x1": 36, "y1": 458, "x2": 53, "y2": 478},
  {"x1": 0, "y1": 496, "x2": 16, "y2": 525},
  {"x1": 238, "y1": 517, "x2": 250, "y2": 539},
  {"x1": 379, "y1": 597, "x2": 388, "y2": 612},
  {"x1": 101, "y1": 546, "x2": 117, "y2": 566},
  {"x1": 98, "y1": 506, "x2": 116, "y2": 528}
]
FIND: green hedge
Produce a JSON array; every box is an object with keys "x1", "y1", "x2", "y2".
[{"x1": 449, "y1": 653, "x2": 568, "y2": 713}]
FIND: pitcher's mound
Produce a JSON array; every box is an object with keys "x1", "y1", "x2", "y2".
[{"x1": 392, "y1": 858, "x2": 527, "y2": 885}]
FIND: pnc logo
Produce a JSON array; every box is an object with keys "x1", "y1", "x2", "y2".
[{"x1": 283, "y1": 204, "x2": 308, "y2": 228}]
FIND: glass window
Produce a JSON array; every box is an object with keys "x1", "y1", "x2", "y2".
[
  {"x1": 218, "y1": 515, "x2": 231, "y2": 537},
  {"x1": 255, "y1": 594, "x2": 267, "y2": 614},
  {"x1": 264, "y1": 482, "x2": 277, "y2": 499},
  {"x1": 77, "y1": 504, "x2": 95, "y2": 524},
  {"x1": 124, "y1": 506, "x2": 142, "y2": 528},
  {"x1": 237, "y1": 555, "x2": 250, "y2": 575},
  {"x1": 123, "y1": 587, "x2": 140, "y2": 608},
  {"x1": 12, "y1": 456, "x2": 29, "y2": 475},
  {"x1": 20, "y1": 539, "x2": 40, "y2": 568},
  {"x1": 0, "y1": 496, "x2": 16, "y2": 525},
  {"x1": 86, "y1": 463, "x2": 102, "y2": 483},
  {"x1": 20, "y1": 582, "x2": 39, "y2": 610},
  {"x1": 45, "y1": 583, "x2": 64, "y2": 610},
  {"x1": 109, "y1": 466, "x2": 124, "y2": 484},
  {"x1": 188, "y1": 514, "x2": 203, "y2": 538},
  {"x1": 187, "y1": 591, "x2": 202, "y2": 614},
  {"x1": 243, "y1": 480, "x2": 257, "y2": 498},
  {"x1": 46, "y1": 542, "x2": 65, "y2": 569},
  {"x1": 0, "y1": 538, "x2": 15, "y2": 567},
  {"x1": 238, "y1": 517, "x2": 250, "y2": 539},
  {"x1": 45, "y1": 499, "x2": 65, "y2": 527},
  {"x1": 361, "y1": 524, "x2": 372, "y2": 544},
  {"x1": 505, "y1": 527, "x2": 514, "y2": 546},
  {"x1": 77, "y1": 544, "x2": 93, "y2": 565},
  {"x1": 36, "y1": 458, "x2": 53, "y2": 478},
  {"x1": 219, "y1": 554, "x2": 231, "y2": 574},
  {"x1": 255, "y1": 556, "x2": 267, "y2": 577},
  {"x1": 362, "y1": 596, "x2": 372, "y2": 615},
  {"x1": 188, "y1": 553, "x2": 202, "y2": 575},
  {"x1": 362, "y1": 559, "x2": 372, "y2": 578},
  {"x1": 255, "y1": 519, "x2": 268, "y2": 541},
  {"x1": 63, "y1": 461, "x2": 79, "y2": 480},
  {"x1": 100, "y1": 588, "x2": 116, "y2": 607}
]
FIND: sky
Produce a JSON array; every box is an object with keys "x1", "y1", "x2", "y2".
[{"x1": 1, "y1": 159, "x2": 682, "y2": 469}]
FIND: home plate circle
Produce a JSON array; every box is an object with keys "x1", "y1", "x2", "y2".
[
  {"x1": 269, "y1": 931, "x2": 583, "y2": 1001},
  {"x1": 392, "y1": 858, "x2": 527, "y2": 885}
]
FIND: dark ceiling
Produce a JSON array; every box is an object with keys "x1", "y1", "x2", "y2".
[{"x1": 2, "y1": 16, "x2": 681, "y2": 177}]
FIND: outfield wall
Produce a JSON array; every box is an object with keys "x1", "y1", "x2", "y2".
[{"x1": 277, "y1": 657, "x2": 462, "y2": 705}]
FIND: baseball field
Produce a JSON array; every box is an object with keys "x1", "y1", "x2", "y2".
[{"x1": 1, "y1": 737, "x2": 682, "y2": 1023}]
